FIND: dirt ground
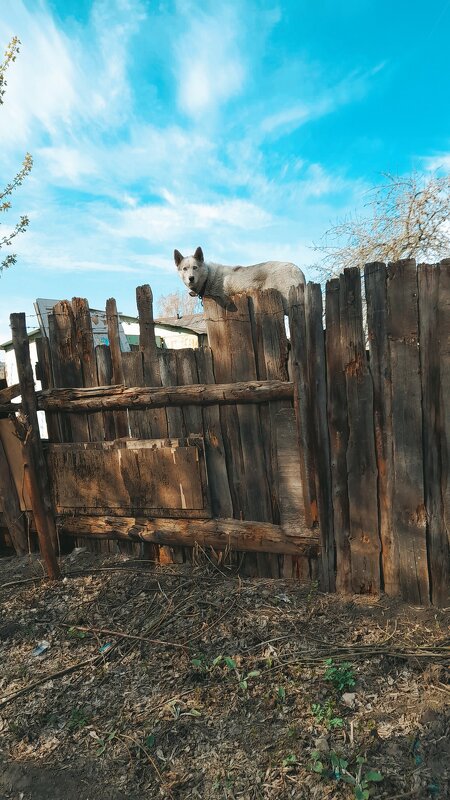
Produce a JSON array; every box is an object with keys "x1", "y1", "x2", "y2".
[{"x1": 0, "y1": 549, "x2": 448, "y2": 800}]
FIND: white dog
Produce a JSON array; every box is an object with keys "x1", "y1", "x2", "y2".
[{"x1": 174, "y1": 247, "x2": 305, "y2": 312}]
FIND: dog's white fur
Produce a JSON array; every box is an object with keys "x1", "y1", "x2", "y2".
[{"x1": 174, "y1": 246, "x2": 305, "y2": 312}]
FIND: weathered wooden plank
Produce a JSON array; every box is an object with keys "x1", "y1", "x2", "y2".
[
  {"x1": 72, "y1": 298, "x2": 105, "y2": 442},
  {"x1": 340, "y1": 268, "x2": 380, "y2": 594},
  {"x1": 158, "y1": 350, "x2": 184, "y2": 437},
  {"x1": 136, "y1": 284, "x2": 168, "y2": 438},
  {"x1": 251, "y1": 288, "x2": 309, "y2": 578},
  {"x1": 204, "y1": 297, "x2": 247, "y2": 518},
  {"x1": 364, "y1": 262, "x2": 399, "y2": 597},
  {"x1": 46, "y1": 439, "x2": 208, "y2": 514},
  {"x1": 175, "y1": 349, "x2": 203, "y2": 436},
  {"x1": 58, "y1": 514, "x2": 320, "y2": 556},
  {"x1": 52, "y1": 301, "x2": 90, "y2": 442},
  {"x1": 121, "y1": 351, "x2": 145, "y2": 439},
  {"x1": 195, "y1": 347, "x2": 233, "y2": 518},
  {"x1": 10, "y1": 313, "x2": 60, "y2": 579},
  {"x1": 105, "y1": 298, "x2": 129, "y2": 438},
  {"x1": 0, "y1": 434, "x2": 27, "y2": 555},
  {"x1": 95, "y1": 345, "x2": 116, "y2": 441},
  {"x1": 418, "y1": 262, "x2": 449, "y2": 607},
  {"x1": 438, "y1": 260, "x2": 450, "y2": 597},
  {"x1": 288, "y1": 285, "x2": 317, "y2": 528},
  {"x1": 306, "y1": 283, "x2": 335, "y2": 592},
  {"x1": 325, "y1": 279, "x2": 351, "y2": 594},
  {"x1": 35, "y1": 337, "x2": 61, "y2": 442},
  {"x1": 387, "y1": 259, "x2": 429, "y2": 605},
  {"x1": 0, "y1": 383, "x2": 20, "y2": 402}
]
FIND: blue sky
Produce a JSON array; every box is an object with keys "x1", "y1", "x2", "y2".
[{"x1": 1, "y1": 0, "x2": 450, "y2": 344}]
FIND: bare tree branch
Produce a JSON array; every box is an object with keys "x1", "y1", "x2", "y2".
[
  {"x1": 313, "y1": 171, "x2": 450, "y2": 276},
  {"x1": 0, "y1": 37, "x2": 33, "y2": 273},
  {"x1": 157, "y1": 290, "x2": 202, "y2": 318}
]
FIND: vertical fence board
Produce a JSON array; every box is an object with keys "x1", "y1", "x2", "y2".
[
  {"x1": 159, "y1": 350, "x2": 185, "y2": 438},
  {"x1": 0, "y1": 433, "x2": 27, "y2": 555},
  {"x1": 325, "y1": 279, "x2": 351, "y2": 594},
  {"x1": 438, "y1": 260, "x2": 450, "y2": 603},
  {"x1": 204, "y1": 297, "x2": 247, "y2": 519},
  {"x1": 95, "y1": 345, "x2": 116, "y2": 441},
  {"x1": 387, "y1": 260, "x2": 429, "y2": 605},
  {"x1": 175, "y1": 349, "x2": 203, "y2": 436},
  {"x1": 121, "y1": 351, "x2": 145, "y2": 439},
  {"x1": 251, "y1": 288, "x2": 306, "y2": 579},
  {"x1": 195, "y1": 347, "x2": 233, "y2": 519},
  {"x1": 419, "y1": 262, "x2": 449, "y2": 606},
  {"x1": 72, "y1": 298, "x2": 105, "y2": 442},
  {"x1": 105, "y1": 297, "x2": 129, "y2": 439},
  {"x1": 340, "y1": 268, "x2": 380, "y2": 594},
  {"x1": 35, "y1": 335, "x2": 61, "y2": 442},
  {"x1": 306, "y1": 283, "x2": 335, "y2": 591},
  {"x1": 52, "y1": 301, "x2": 90, "y2": 442},
  {"x1": 364, "y1": 263, "x2": 399, "y2": 597},
  {"x1": 205, "y1": 293, "x2": 273, "y2": 576},
  {"x1": 288, "y1": 285, "x2": 317, "y2": 528},
  {"x1": 10, "y1": 313, "x2": 60, "y2": 578},
  {"x1": 136, "y1": 285, "x2": 168, "y2": 438}
]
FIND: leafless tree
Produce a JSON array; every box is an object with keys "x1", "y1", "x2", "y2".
[
  {"x1": 313, "y1": 171, "x2": 450, "y2": 276},
  {"x1": 1, "y1": 37, "x2": 33, "y2": 273},
  {"x1": 157, "y1": 289, "x2": 202, "y2": 318}
]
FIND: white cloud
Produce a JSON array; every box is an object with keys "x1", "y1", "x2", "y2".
[{"x1": 174, "y1": 8, "x2": 245, "y2": 117}]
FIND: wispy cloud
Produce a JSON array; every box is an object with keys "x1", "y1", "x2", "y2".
[{"x1": 173, "y1": 6, "x2": 245, "y2": 118}]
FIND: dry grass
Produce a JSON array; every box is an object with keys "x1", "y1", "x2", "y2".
[{"x1": 0, "y1": 550, "x2": 448, "y2": 800}]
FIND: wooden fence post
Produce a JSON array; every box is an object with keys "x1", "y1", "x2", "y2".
[
  {"x1": 305, "y1": 283, "x2": 335, "y2": 591},
  {"x1": 10, "y1": 312, "x2": 60, "y2": 580},
  {"x1": 340, "y1": 268, "x2": 380, "y2": 594},
  {"x1": 364, "y1": 263, "x2": 399, "y2": 597},
  {"x1": 325, "y1": 279, "x2": 352, "y2": 594},
  {"x1": 105, "y1": 298, "x2": 129, "y2": 439},
  {"x1": 0, "y1": 428, "x2": 28, "y2": 555},
  {"x1": 418, "y1": 262, "x2": 449, "y2": 607},
  {"x1": 387, "y1": 259, "x2": 429, "y2": 605}
]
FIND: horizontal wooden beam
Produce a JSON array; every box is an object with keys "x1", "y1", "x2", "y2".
[
  {"x1": 57, "y1": 514, "x2": 319, "y2": 556},
  {"x1": 0, "y1": 380, "x2": 294, "y2": 414},
  {"x1": 0, "y1": 383, "x2": 20, "y2": 403}
]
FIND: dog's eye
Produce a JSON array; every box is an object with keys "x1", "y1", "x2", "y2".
[
  {"x1": 183, "y1": 267, "x2": 187, "y2": 271},
  {"x1": 193, "y1": 265, "x2": 197, "y2": 270}
]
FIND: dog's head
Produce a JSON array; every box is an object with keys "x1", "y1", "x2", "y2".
[{"x1": 174, "y1": 246, "x2": 208, "y2": 296}]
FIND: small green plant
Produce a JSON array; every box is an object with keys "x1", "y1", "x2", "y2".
[
  {"x1": 67, "y1": 707, "x2": 90, "y2": 731},
  {"x1": 94, "y1": 729, "x2": 117, "y2": 756},
  {"x1": 282, "y1": 753, "x2": 297, "y2": 768},
  {"x1": 276, "y1": 685, "x2": 286, "y2": 704},
  {"x1": 311, "y1": 699, "x2": 344, "y2": 730},
  {"x1": 310, "y1": 750, "x2": 383, "y2": 799},
  {"x1": 324, "y1": 658, "x2": 356, "y2": 694},
  {"x1": 211, "y1": 656, "x2": 261, "y2": 693},
  {"x1": 67, "y1": 626, "x2": 88, "y2": 640}
]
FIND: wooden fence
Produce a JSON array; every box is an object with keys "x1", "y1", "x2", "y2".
[{"x1": 0, "y1": 259, "x2": 449, "y2": 606}]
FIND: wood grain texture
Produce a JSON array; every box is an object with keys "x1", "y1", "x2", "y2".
[
  {"x1": 10, "y1": 312, "x2": 60, "y2": 578},
  {"x1": 136, "y1": 284, "x2": 168, "y2": 438},
  {"x1": 325, "y1": 279, "x2": 351, "y2": 594},
  {"x1": 418, "y1": 262, "x2": 449, "y2": 606},
  {"x1": 72, "y1": 298, "x2": 105, "y2": 442},
  {"x1": 0, "y1": 434, "x2": 27, "y2": 554},
  {"x1": 58, "y1": 514, "x2": 320, "y2": 555},
  {"x1": 364, "y1": 263, "x2": 399, "y2": 596},
  {"x1": 105, "y1": 297, "x2": 129, "y2": 439},
  {"x1": 51, "y1": 301, "x2": 90, "y2": 442},
  {"x1": 306, "y1": 283, "x2": 335, "y2": 591},
  {"x1": 46, "y1": 439, "x2": 209, "y2": 515},
  {"x1": 387, "y1": 259, "x2": 429, "y2": 605},
  {"x1": 340, "y1": 268, "x2": 380, "y2": 594}
]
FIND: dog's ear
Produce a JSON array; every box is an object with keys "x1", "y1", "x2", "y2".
[
  {"x1": 174, "y1": 249, "x2": 184, "y2": 267},
  {"x1": 194, "y1": 246, "x2": 204, "y2": 263}
]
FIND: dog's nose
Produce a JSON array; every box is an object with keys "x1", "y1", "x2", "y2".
[{"x1": 189, "y1": 276, "x2": 195, "y2": 283}]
